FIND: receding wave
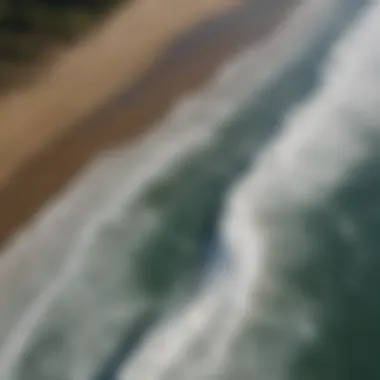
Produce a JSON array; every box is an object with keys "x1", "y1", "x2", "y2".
[{"x1": 0, "y1": 0, "x2": 374, "y2": 379}]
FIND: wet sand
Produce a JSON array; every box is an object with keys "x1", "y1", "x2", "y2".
[{"x1": 0, "y1": 0, "x2": 298, "y2": 247}]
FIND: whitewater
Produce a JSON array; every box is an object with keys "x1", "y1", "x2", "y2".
[{"x1": 0, "y1": 0, "x2": 379, "y2": 379}]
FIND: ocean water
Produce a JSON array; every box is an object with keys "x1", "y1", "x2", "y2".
[{"x1": 0, "y1": 0, "x2": 378, "y2": 379}]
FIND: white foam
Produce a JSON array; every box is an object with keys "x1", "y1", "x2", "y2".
[
  {"x1": 0, "y1": 0, "x2": 353, "y2": 378},
  {"x1": 221, "y1": 0, "x2": 380, "y2": 377},
  {"x1": 117, "y1": 1, "x2": 362, "y2": 379}
]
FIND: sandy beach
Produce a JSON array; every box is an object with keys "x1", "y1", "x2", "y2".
[{"x1": 0, "y1": 0, "x2": 297, "y2": 247}]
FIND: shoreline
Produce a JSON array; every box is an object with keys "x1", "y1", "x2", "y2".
[{"x1": 0, "y1": 0, "x2": 298, "y2": 247}]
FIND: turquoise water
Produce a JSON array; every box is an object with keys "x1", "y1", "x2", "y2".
[{"x1": 2, "y1": 0, "x2": 379, "y2": 379}]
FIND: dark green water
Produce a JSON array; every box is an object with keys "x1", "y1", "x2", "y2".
[{"x1": 2, "y1": 1, "x2": 378, "y2": 379}]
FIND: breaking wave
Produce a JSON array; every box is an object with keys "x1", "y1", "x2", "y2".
[{"x1": 1, "y1": 0, "x2": 378, "y2": 379}]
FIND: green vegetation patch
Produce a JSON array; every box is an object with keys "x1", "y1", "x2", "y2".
[{"x1": 0, "y1": 0, "x2": 124, "y2": 88}]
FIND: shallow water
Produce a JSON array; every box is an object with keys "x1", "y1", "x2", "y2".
[{"x1": 0, "y1": 0, "x2": 377, "y2": 379}]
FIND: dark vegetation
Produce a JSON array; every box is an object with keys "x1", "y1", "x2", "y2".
[{"x1": 0, "y1": 0, "x2": 122, "y2": 87}]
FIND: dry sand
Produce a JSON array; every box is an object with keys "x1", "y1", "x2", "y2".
[
  {"x1": 0, "y1": 0, "x2": 298, "y2": 247},
  {"x1": 0, "y1": 0, "x2": 239, "y2": 187}
]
